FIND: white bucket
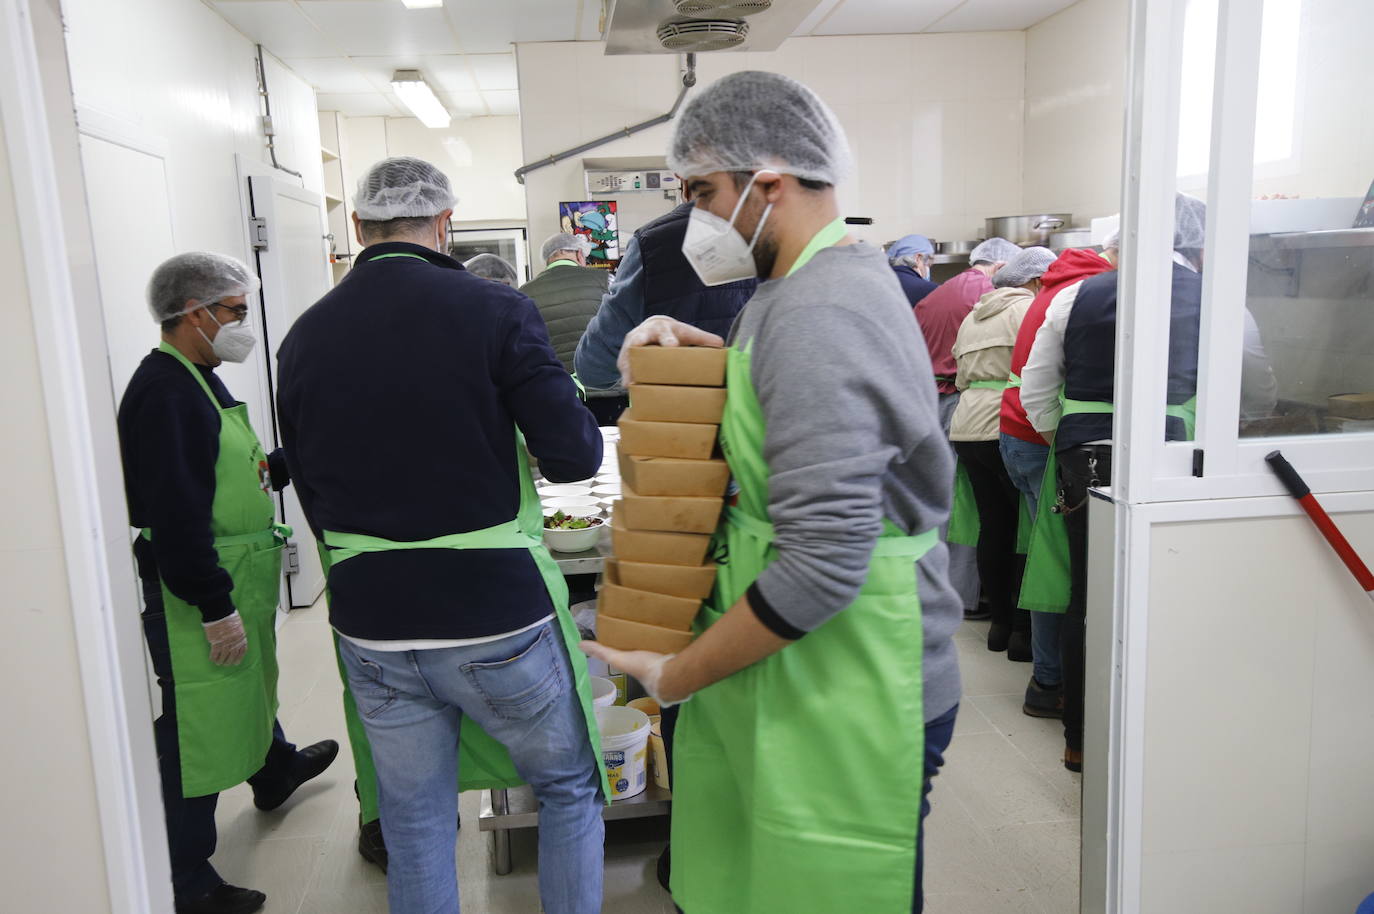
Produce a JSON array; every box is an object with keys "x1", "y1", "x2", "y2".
[
  {"x1": 590, "y1": 676, "x2": 617, "y2": 708},
  {"x1": 595, "y1": 706, "x2": 651, "y2": 801}
]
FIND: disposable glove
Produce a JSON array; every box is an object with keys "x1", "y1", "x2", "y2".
[
  {"x1": 616, "y1": 316, "x2": 725, "y2": 386},
  {"x1": 580, "y1": 641, "x2": 690, "y2": 708},
  {"x1": 203, "y1": 611, "x2": 248, "y2": 666}
]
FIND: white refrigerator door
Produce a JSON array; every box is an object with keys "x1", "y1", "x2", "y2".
[{"x1": 247, "y1": 174, "x2": 331, "y2": 608}]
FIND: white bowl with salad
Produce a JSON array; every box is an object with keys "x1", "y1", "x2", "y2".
[{"x1": 542, "y1": 510, "x2": 605, "y2": 553}]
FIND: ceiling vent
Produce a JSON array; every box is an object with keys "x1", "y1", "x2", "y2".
[
  {"x1": 657, "y1": 18, "x2": 749, "y2": 52},
  {"x1": 671, "y1": 0, "x2": 772, "y2": 16}
]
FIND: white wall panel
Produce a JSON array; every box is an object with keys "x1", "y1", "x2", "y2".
[
  {"x1": 516, "y1": 33, "x2": 1027, "y2": 250},
  {"x1": 63, "y1": 0, "x2": 324, "y2": 449}
]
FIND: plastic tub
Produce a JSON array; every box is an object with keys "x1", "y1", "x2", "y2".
[
  {"x1": 595, "y1": 706, "x2": 651, "y2": 800},
  {"x1": 590, "y1": 676, "x2": 617, "y2": 708}
]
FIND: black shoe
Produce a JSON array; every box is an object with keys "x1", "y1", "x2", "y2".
[
  {"x1": 1022, "y1": 677, "x2": 1064, "y2": 719},
  {"x1": 987, "y1": 623, "x2": 1011, "y2": 652},
  {"x1": 358, "y1": 817, "x2": 388, "y2": 873},
  {"x1": 1006, "y1": 630, "x2": 1033, "y2": 663},
  {"x1": 963, "y1": 604, "x2": 992, "y2": 621},
  {"x1": 1064, "y1": 747, "x2": 1083, "y2": 773},
  {"x1": 254, "y1": 739, "x2": 340, "y2": 811},
  {"x1": 175, "y1": 883, "x2": 266, "y2": 914},
  {"x1": 656, "y1": 844, "x2": 671, "y2": 892}
]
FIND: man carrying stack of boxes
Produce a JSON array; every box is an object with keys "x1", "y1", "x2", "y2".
[{"x1": 582, "y1": 71, "x2": 962, "y2": 914}]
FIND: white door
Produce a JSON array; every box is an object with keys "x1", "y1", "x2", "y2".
[{"x1": 247, "y1": 174, "x2": 331, "y2": 608}]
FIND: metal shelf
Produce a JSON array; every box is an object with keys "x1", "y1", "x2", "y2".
[
  {"x1": 1249, "y1": 227, "x2": 1374, "y2": 252},
  {"x1": 478, "y1": 783, "x2": 672, "y2": 874}
]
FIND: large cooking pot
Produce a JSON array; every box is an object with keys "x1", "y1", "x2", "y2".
[
  {"x1": 985, "y1": 213, "x2": 1072, "y2": 246},
  {"x1": 1049, "y1": 229, "x2": 1093, "y2": 251}
]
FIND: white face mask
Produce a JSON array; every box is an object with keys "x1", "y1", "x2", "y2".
[
  {"x1": 681, "y1": 171, "x2": 775, "y2": 286},
  {"x1": 198, "y1": 307, "x2": 257, "y2": 363}
]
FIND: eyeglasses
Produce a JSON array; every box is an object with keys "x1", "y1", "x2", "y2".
[{"x1": 209, "y1": 302, "x2": 250, "y2": 323}]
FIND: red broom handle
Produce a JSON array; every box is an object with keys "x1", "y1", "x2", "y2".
[{"x1": 1266, "y1": 450, "x2": 1374, "y2": 594}]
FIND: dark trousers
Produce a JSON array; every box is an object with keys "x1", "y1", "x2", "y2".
[
  {"x1": 140, "y1": 579, "x2": 297, "y2": 901},
  {"x1": 1057, "y1": 445, "x2": 1112, "y2": 754},
  {"x1": 915, "y1": 704, "x2": 959, "y2": 913},
  {"x1": 584, "y1": 394, "x2": 630, "y2": 426},
  {"x1": 952, "y1": 440, "x2": 1030, "y2": 634}
]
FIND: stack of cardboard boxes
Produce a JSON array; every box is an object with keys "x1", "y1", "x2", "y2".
[{"x1": 597, "y1": 346, "x2": 730, "y2": 653}]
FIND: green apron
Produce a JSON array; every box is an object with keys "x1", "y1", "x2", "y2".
[
  {"x1": 146, "y1": 342, "x2": 288, "y2": 798},
  {"x1": 1018, "y1": 395, "x2": 1196, "y2": 613},
  {"x1": 318, "y1": 429, "x2": 609, "y2": 807},
  {"x1": 672, "y1": 221, "x2": 936, "y2": 913},
  {"x1": 946, "y1": 378, "x2": 1019, "y2": 549}
]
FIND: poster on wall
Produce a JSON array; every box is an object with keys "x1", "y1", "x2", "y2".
[
  {"x1": 559, "y1": 200, "x2": 620, "y2": 269},
  {"x1": 1354, "y1": 178, "x2": 1374, "y2": 228}
]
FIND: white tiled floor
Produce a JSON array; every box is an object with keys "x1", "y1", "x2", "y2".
[{"x1": 211, "y1": 603, "x2": 1079, "y2": 913}]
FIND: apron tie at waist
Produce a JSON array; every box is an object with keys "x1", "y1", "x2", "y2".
[
  {"x1": 322, "y1": 522, "x2": 536, "y2": 565},
  {"x1": 1006, "y1": 372, "x2": 1023, "y2": 389},
  {"x1": 966, "y1": 379, "x2": 1009, "y2": 391},
  {"x1": 722, "y1": 506, "x2": 938, "y2": 559},
  {"x1": 141, "y1": 523, "x2": 292, "y2": 548}
]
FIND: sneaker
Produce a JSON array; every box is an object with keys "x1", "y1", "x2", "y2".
[
  {"x1": 1006, "y1": 630, "x2": 1033, "y2": 663},
  {"x1": 175, "y1": 883, "x2": 265, "y2": 914},
  {"x1": 1022, "y1": 677, "x2": 1063, "y2": 718},
  {"x1": 254, "y1": 739, "x2": 340, "y2": 811}
]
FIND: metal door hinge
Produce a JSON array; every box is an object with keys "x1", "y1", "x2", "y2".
[
  {"x1": 284, "y1": 541, "x2": 300, "y2": 575},
  {"x1": 250, "y1": 216, "x2": 269, "y2": 251}
]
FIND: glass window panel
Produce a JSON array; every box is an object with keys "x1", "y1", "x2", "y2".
[{"x1": 1240, "y1": 0, "x2": 1374, "y2": 438}]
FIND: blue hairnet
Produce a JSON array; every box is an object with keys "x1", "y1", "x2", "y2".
[{"x1": 889, "y1": 234, "x2": 935, "y2": 259}]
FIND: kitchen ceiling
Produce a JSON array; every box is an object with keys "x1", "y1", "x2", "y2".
[{"x1": 209, "y1": 0, "x2": 1081, "y2": 118}]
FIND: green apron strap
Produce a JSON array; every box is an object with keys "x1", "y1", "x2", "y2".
[
  {"x1": 1006, "y1": 372, "x2": 1023, "y2": 389},
  {"x1": 158, "y1": 341, "x2": 220, "y2": 404},
  {"x1": 367, "y1": 252, "x2": 431, "y2": 264},
  {"x1": 785, "y1": 218, "x2": 847, "y2": 277},
  {"x1": 546, "y1": 258, "x2": 579, "y2": 269},
  {"x1": 322, "y1": 522, "x2": 533, "y2": 565},
  {"x1": 966, "y1": 379, "x2": 1009, "y2": 390}
]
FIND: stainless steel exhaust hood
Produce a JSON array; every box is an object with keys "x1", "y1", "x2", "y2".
[{"x1": 602, "y1": 0, "x2": 823, "y2": 55}]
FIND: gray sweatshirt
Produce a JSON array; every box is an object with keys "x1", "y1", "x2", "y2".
[{"x1": 731, "y1": 242, "x2": 962, "y2": 723}]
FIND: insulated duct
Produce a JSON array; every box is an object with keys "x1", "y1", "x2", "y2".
[{"x1": 513, "y1": 54, "x2": 696, "y2": 185}]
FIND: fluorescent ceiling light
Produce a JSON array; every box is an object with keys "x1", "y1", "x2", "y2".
[
  {"x1": 400, "y1": 0, "x2": 444, "y2": 9},
  {"x1": 391, "y1": 70, "x2": 451, "y2": 129}
]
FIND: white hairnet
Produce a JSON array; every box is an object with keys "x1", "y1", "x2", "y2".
[
  {"x1": 1103, "y1": 228, "x2": 1121, "y2": 250},
  {"x1": 541, "y1": 232, "x2": 593, "y2": 263},
  {"x1": 464, "y1": 253, "x2": 518, "y2": 285},
  {"x1": 668, "y1": 71, "x2": 853, "y2": 185},
  {"x1": 993, "y1": 246, "x2": 1057, "y2": 288},
  {"x1": 354, "y1": 156, "x2": 456, "y2": 221},
  {"x1": 1174, "y1": 192, "x2": 1206, "y2": 250},
  {"x1": 968, "y1": 237, "x2": 1022, "y2": 266},
  {"x1": 147, "y1": 252, "x2": 260, "y2": 323}
]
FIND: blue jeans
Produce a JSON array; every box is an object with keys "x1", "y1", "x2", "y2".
[
  {"x1": 999, "y1": 434, "x2": 1062, "y2": 687},
  {"x1": 915, "y1": 704, "x2": 959, "y2": 913},
  {"x1": 339, "y1": 622, "x2": 604, "y2": 914}
]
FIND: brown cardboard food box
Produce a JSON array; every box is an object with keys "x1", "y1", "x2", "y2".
[
  {"x1": 616, "y1": 409, "x2": 719, "y2": 460},
  {"x1": 596, "y1": 614, "x2": 694, "y2": 654},
  {"x1": 626, "y1": 345, "x2": 727, "y2": 387},
  {"x1": 617, "y1": 482, "x2": 723, "y2": 534},
  {"x1": 606, "y1": 558, "x2": 717, "y2": 600},
  {"x1": 598, "y1": 583, "x2": 700, "y2": 631},
  {"x1": 618, "y1": 453, "x2": 730, "y2": 497},
  {"x1": 1327, "y1": 392, "x2": 1374, "y2": 420},
  {"x1": 610, "y1": 523, "x2": 712, "y2": 566},
  {"x1": 627, "y1": 384, "x2": 728, "y2": 424}
]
